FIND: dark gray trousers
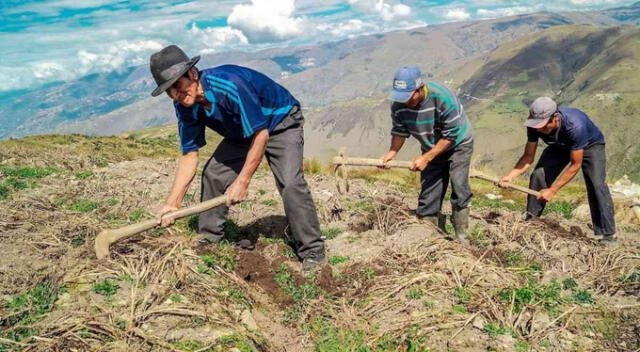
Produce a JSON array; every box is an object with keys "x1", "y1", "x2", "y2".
[
  {"x1": 198, "y1": 109, "x2": 325, "y2": 258},
  {"x1": 417, "y1": 142, "x2": 474, "y2": 216},
  {"x1": 527, "y1": 143, "x2": 616, "y2": 236}
]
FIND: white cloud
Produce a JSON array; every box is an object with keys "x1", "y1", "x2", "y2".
[
  {"x1": 188, "y1": 25, "x2": 249, "y2": 54},
  {"x1": 77, "y1": 40, "x2": 165, "y2": 74},
  {"x1": 476, "y1": 6, "x2": 536, "y2": 18},
  {"x1": 349, "y1": 0, "x2": 412, "y2": 22},
  {"x1": 227, "y1": 0, "x2": 306, "y2": 43},
  {"x1": 444, "y1": 8, "x2": 471, "y2": 21},
  {"x1": 1, "y1": 0, "x2": 635, "y2": 92},
  {"x1": 316, "y1": 19, "x2": 374, "y2": 36},
  {"x1": 32, "y1": 62, "x2": 65, "y2": 79},
  {"x1": 569, "y1": 0, "x2": 618, "y2": 4}
]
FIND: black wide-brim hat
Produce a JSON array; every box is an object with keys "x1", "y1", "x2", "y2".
[{"x1": 150, "y1": 45, "x2": 200, "y2": 97}]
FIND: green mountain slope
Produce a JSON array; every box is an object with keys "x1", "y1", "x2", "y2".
[{"x1": 460, "y1": 25, "x2": 640, "y2": 179}]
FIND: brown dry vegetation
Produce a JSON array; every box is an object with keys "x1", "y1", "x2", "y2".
[{"x1": 1, "y1": 134, "x2": 639, "y2": 352}]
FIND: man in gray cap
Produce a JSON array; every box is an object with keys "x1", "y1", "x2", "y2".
[
  {"x1": 499, "y1": 97, "x2": 616, "y2": 244},
  {"x1": 381, "y1": 66, "x2": 474, "y2": 243},
  {"x1": 149, "y1": 44, "x2": 325, "y2": 273}
]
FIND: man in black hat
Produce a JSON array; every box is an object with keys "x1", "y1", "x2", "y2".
[
  {"x1": 499, "y1": 97, "x2": 616, "y2": 244},
  {"x1": 150, "y1": 45, "x2": 325, "y2": 273}
]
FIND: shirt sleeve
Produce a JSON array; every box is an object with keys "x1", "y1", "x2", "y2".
[
  {"x1": 216, "y1": 74, "x2": 267, "y2": 138},
  {"x1": 567, "y1": 124, "x2": 589, "y2": 150},
  {"x1": 176, "y1": 104, "x2": 206, "y2": 154},
  {"x1": 527, "y1": 128, "x2": 539, "y2": 143},
  {"x1": 390, "y1": 109, "x2": 410, "y2": 137}
]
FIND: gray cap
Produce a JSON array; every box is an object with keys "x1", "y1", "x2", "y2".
[{"x1": 525, "y1": 97, "x2": 557, "y2": 128}]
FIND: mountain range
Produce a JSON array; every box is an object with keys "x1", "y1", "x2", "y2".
[{"x1": 1, "y1": 2, "x2": 639, "y2": 179}]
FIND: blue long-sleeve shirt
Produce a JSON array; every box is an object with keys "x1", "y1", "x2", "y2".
[{"x1": 174, "y1": 65, "x2": 300, "y2": 154}]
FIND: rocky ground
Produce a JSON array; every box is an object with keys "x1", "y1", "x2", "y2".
[{"x1": 1, "y1": 134, "x2": 639, "y2": 351}]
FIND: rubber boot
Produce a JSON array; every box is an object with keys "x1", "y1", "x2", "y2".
[
  {"x1": 422, "y1": 212, "x2": 447, "y2": 233},
  {"x1": 451, "y1": 208, "x2": 470, "y2": 245}
]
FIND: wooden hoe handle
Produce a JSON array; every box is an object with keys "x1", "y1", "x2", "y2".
[
  {"x1": 332, "y1": 156, "x2": 412, "y2": 169},
  {"x1": 470, "y1": 173, "x2": 541, "y2": 197},
  {"x1": 331, "y1": 154, "x2": 541, "y2": 198},
  {"x1": 95, "y1": 195, "x2": 227, "y2": 260}
]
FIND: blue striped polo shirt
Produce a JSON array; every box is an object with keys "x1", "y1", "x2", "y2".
[
  {"x1": 390, "y1": 81, "x2": 473, "y2": 151},
  {"x1": 174, "y1": 65, "x2": 300, "y2": 154}
]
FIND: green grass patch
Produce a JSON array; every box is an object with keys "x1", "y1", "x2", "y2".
[
  {"x1": 498, "y1": 281, "x2": 563, "y2": 313},
  {"x1": 0, "y1": 165, "x2": 58, "y2": 179},
  {"x1": 200, "y1": 243, "x2": 237, "y2": 271},
  {"x1": 261, "y1": 199, "x2": 276, "y2": 207},
  {"x1": 328, "y1": 255, "x2": 349, "y2": 265},
  {"x1": 347, "y1": 199, "x2": 375, "y2": 212},
  {"x1": 359, "y1": 267, "x2": 376, "y2": 281},
  {"x1": 562, "y1": 278, "x2": 578, "y2": 290},
  {"x1": 66, "y1": 200, "x2": 101, "y2": 212},
  {"x1": 622, "y1": 270, "x2": 640, "y2": 283},
  {"x1": 2, "y1": 282, "x2": 62, "y2": 327},
  {"x1": 483, "y1": 322, "x2": 509, "y2": 338},
  {"x1": 504, "y1": 252, "x2": 523, "y2": 267},
  {"x1": 308, "y1": 318, "x2": 371, "y2": 352},
  {"x1": 309, "y1": 318, "x2": 431, "y2": 352},
  {"x1": 452, "y1": 305, "x2": 467, "y2": 314},
  {"x1": 515, "y1": 340, "x2": 531, "y2": 352},
  {"x1": 321, "y1": 227, "x2": 344, "y2": 240},
  {"x1": 93, "y1": 279, "x2": 119, "y2": 297},
  {"x1": 259, "y1": 237, "x2": 286, "y2": 245},
  {"x1": 471, "y1": 196, "x2": 522, "y2": 211},
  {"x1": 128, "y1": 208, "x2": 146, "y2": 222},
  {"x1": 1, "y1": 282, "x2": 64, "y2": 346},
  {"x1": 545, "y1": 201, "x2": 575, "y2": 219},
  {"x1": 274, "y1": 264, "x2": 322, "y2": 302},
  {"x1": 4, "y1": 177, "x2": 28, "y2": 190},
  {"x1": 572, "y1": 289, "x2": 594, "y2": 305},
  {"x1": 74, "y1": 170, "x2": 94, "y2": 179},
  {"x1": 0, "y1": 177, "x2": 33, "y2": 200},
  {"x1": 469, "y1": 226, "x2": 490, "y2": 247},
  {"x1": 406, "y1": 288, "x2": 425, "y2": 300},
  {"x1": 0, "y1": 183, "x2": 9, "y2": 200},
  {"x1": 453, "y1": 287, "x2": 472, "y2": 305}
]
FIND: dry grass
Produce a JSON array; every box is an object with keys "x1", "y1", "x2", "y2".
[{"x1": 1, "y1": 137, "x2": 639, "y2": 351}]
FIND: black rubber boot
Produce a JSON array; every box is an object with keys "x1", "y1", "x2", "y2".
[
  {"x1": 422, "y1": 212, "x2": 447, "y2": 232},
  {"x1": 451, "y1": 208, "x2": 470, "y2": 245}
]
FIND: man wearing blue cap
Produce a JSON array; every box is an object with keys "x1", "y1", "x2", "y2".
[
  {"x1": 499, "y1": 97, "x2": 616, "y2": 244},
  {"x1": 382, "y1": 66, "x2": 474, "y2": 243},
  {"x1": 148, "y1": 45, "x2": 325, "y2": 273}
]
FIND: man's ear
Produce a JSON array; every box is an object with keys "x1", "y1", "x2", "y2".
[{"x1": 188, "y1": 68, "x2": 199, "y2": 81}]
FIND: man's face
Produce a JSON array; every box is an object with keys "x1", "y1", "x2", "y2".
[
  {"x1": 166, "y1": 69, "x2": 198, "y2": 107},
  {"x1": 535, "y1": 114, "x2": 560, "y2": 135},
  {"x1": 405, "y1": 86, "x2": 424, "y2": 108}
]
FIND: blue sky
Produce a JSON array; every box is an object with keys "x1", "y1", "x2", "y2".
[{"x1": 0, "y1": 0, "x2": 636, "y2": 92}]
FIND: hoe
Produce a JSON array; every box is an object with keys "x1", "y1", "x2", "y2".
[
  {"x1": 95, "y1": 152, "x2": 541, "y2": 259},
  {"x1": 332, "y1": 151, "x2": 541, "y2": 197}
]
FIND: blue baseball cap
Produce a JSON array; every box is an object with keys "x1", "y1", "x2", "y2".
[{"x1": 389, "y1": 66, "x2": 424, "y2": 103}]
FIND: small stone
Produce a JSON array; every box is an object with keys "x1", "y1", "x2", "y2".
[
  {"x1": 472, "y1": 315, "x2": 486, "y2": 330},
  {"x1": 531, "y1": 312, "x2": 551, "y2": 332},
  {"x1": 572, "y1": 204, "x2": 591, "y2": 220},
  {"x1": 495, "y1": 334, "x2": 515, "y2": 350},
  {"x1": 240, "y1": 310, "x2": 258, "y2": 331}
]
